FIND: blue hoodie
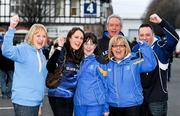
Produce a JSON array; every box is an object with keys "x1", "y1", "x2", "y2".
[{"x1": 2, "y1": 28, "x2": 47, "y2": 106}]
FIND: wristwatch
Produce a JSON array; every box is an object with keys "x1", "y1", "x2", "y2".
[{"x1": 56, "y1": 46, "x2": 62, "y2": 50}]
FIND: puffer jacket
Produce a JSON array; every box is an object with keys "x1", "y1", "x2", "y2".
[{"x1": 106, "y1": 42, "x2": 156, "y2": 108}]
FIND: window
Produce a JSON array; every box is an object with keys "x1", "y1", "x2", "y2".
[
  {"x1": 56, "y1": 0, "x2": 64, "y2": 16},
  {"x1": 70, "y1": 0, "x2": 79, "y2": 16},
  {"x1": 10, "y1": 0, "x2": 21, "y2": 15},
  {"x1": 71, "y1": 7, "x2": 77, "y2": 16}
]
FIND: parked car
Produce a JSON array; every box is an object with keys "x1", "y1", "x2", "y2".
[{"x1": 175, "y1": 40, "x2": 180, "y2": 58}]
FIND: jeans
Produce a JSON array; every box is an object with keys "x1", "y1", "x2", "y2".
[
  {"x1": 48, "y1": 96, "x2": 73, "y2": 116},
  {"x1": 0, "y1": 70, "x2": 13, "y2": 98},
  {"x1": 149, "y1": 101, "x2": 167, "y2": 116},
  {"x1": 109, "y1": 105, "x2": 140, "y2": 116},
  {"x1": 140, "y1": 102, "x2": 151, "y2": 116},
  {"x1": 74, "y1": 105, "x2": 104, "y2": 116},
  {"x1": 13, "y1": 103, "x2": 40, "y2": 116}
]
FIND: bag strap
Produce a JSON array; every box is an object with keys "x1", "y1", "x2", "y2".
[{"x1": 57, "y1": 47, "x2": 66, "y2": 67}]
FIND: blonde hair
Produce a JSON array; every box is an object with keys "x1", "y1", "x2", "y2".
[
  {"x1": 25, "y1": 24, "x2": 48, "y2": 45},
  {"x1": 108, "y1": 35, "x2": 131, "y2": 59}
]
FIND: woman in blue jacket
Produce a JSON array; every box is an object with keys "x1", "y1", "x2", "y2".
[
  {"x1": 74, "y1": 32, "x2": 107, "y2": 116},
  {"x1": 2, "y1": 15, "x2": 48, "y2": 116},
  {"x1": 47, "y1": 27, "x2": 85, "y2": 116},
  {"x1": 106, "y1": 35, "x2": 156, "y2": 116}
]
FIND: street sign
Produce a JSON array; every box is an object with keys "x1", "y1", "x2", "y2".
[{"x1": 84, "y1": 2, "x2": 97, "y2": 17}]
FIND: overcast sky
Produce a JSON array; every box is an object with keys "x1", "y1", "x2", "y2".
[{"x1": 112, "y1": 0, "x2": 152, "y2": 19}]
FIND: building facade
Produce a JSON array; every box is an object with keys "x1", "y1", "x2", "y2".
[{"x1": 0, "y1": 0, "x2": 112, "y2": 41}]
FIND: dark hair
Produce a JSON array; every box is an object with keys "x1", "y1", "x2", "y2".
[
  {"x1": 138, "y1": 23, "x2": 154, "y2": 33},
  {"x1": 64, "y1": 27, "x2": 85, "y2": 64},
  {"x1": 84, "y1": 32, "x2": 100, "y2": 56}
]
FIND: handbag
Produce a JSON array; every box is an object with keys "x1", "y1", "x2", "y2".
[
  {"x1": 45, "y1": 64, "x2": 64, "y2": 89},
  {"x1": 46, "y1": 51, "x2": 66, "y2": 89}
]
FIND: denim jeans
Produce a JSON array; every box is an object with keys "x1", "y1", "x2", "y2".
[
  {"x1": 149, "y1": 101, "x2": 167, "y2": 116},
  {"x1": 6, "y1": 70, "x2": 13, "y2": 97},
  {"x1": 13, "y1": 103, "x2": 40, "y2": 116},
  {"x1": 0, "y1": 70, "x2": 13, "y2": 98},
  {"x1": 0, "y1": 70, "x2": 7, "y2": 96}
]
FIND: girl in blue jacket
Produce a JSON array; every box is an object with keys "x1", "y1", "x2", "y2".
[
  {"x1": 74, "y1": 32, "x2": 108, "y2": 116},
  {"x1": 106, "y1": 35, "x2": 156, "y2": 116}
]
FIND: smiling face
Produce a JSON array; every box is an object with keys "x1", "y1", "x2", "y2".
[
  {"x1": 139, "y1": 26, "x2": 154, "y2": 45},
  {"x1": 32, "y1": 30, "x2": 47, "y2": 49},
  {"x1": 108, "y1": 35, "x2": 131, "y2": 60},
  {"x1": 111, "y1": 40, "x2": 126, "y2": 61},
  {"x1": 83, "y1": 40, "x2": 96, "y2": 56},
  {"x1": 69, "y1": 30, "x2": 84, "y2": 50},
  {"x1": 107, "y1": 17, "x2": 122, "y2": 38},
  {"x1": 26, "y1": 24, "x2": 48, "y2": 50}
]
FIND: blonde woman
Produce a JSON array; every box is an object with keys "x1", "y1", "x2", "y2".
[
  {"x1": 106, "y1": 35, "x2": 156, "y2": 116},
  {"x1": 2, "y1": 15, "x2": 48, "y2": 116}
]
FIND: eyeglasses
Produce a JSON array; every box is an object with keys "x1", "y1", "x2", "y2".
[{"x1": 112, "y1": 44, "x2": 126, "y2": 48}]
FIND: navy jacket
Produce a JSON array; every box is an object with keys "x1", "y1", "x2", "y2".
[
  {"x1": 133, "y1": 19, "x2": 179, "y2": 103},
  {"x1": 47, "y1": 48, "x2": 79, "y2": 98},
  {"x1": 98, "y1": 31, "x2": 124, "y2": 57}
]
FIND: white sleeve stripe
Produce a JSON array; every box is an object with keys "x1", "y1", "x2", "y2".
[{"x1": 163, "y1": 27, "x2": 179, "y2": 42}]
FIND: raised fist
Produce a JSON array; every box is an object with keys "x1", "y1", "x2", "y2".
[
  {"x1": 149, "y1": 13, "x2": 162, "y2": 24},
  {"x1": 10, "y1": 15, "x2": 19, "y2": 29}
]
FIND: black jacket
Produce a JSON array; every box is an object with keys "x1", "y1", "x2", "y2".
[
  {"x1": 138, "y1": 19, "x2": 179, "y2": 103},
  {"x1": 0, "y1": 47, "x2": 14, "y2": 71},
  {"x1": 98, "y1": 31, "x2": 124, "y2": 57}
]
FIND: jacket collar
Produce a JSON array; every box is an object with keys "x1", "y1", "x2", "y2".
[
  {"x1": 103, "y1": 31, "x2": 124, "y2": 39},
  {"x1": 110, "y1": 53, "x2": 132, "y2": 64},
  {"x1": 84, "y1": 54, "x2": 96, "y2": 60}
]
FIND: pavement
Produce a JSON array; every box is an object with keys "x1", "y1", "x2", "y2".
[
  {"x1": 0, "y1": 92, "x2": 53, "y2": 116},
  {"x1": 0, "y1": 58, "x2": 180, "y2": 116}
]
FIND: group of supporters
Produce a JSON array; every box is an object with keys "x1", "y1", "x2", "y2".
[{"x1": 0, "y1": 13, "x2": 179, "y2": 116}]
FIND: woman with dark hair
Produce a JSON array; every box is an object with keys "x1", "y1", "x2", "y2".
[
  {"x1": 46, "y1": 27, "x2": 85, "y2": 116},
  {"x1": 73, "y1": 32, "x2": 107, "y2": 116}
]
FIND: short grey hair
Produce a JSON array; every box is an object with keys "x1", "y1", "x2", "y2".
[{"x1": 106, "y1": 14, "x2": 123, "y2": 26}]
